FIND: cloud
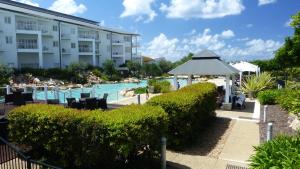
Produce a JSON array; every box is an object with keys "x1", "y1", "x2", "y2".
[
  {"x1": 258, "y1": 0, "x2": 276, "y2": 6},
  {"x1": 246, "y1": 24, "x2": 253, "y2": 28},
  {"x1": 160, "y1": 0, "x2": 245, "y2": 19},
  {"x1": 49, "y1": 0, "x2": 87, "y2": 15},
  {"x1": 142, "y1": 29, "x2": 282, "y2": 61},
  {"x1": 120, "y1": 0, "x2": 157, "y2": 23},
  {"x1": 13, "y1": 0, "x2": 39, "y2": 7}
]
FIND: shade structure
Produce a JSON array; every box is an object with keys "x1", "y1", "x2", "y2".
[
  {"x1": 169, "y1": 50, "x2": 239, "y2": 104},
  {"x1": 169, "y1": 50, "x2": 239, "y2": 76},
  {"x1": 230, "y1": 61, "x2": 260, "y2": 74}
]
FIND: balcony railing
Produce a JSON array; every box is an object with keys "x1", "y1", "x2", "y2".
[
  {"x1": 17, "y1": 39, "x2": 38, "y2": 49},
  {"x1": 112, "y1": 52, "x2": 123, "y2": 56},
  {"x1": 79, "y1": 47, "x2": 93, "y2": 53},
  {"x1": 43, "y1": 46, "x2": 52, "y2": 52},
  {"x1": 112, "y1": 40, "x2": 123, "y2": 44},
  {"x1": 16, "y1": 21, "x2": 37, "y2": 31}
]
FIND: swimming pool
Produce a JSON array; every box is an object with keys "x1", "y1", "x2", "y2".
[{"x1": 34, "y1": 78, "x2": 189, "y2": 103}]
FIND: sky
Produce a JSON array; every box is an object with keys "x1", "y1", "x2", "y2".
[{"x1": 13, "y1": 0, "x2": 300, "y2": 62}]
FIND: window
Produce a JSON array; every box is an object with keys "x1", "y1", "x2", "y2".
[
  {"x1": 71, "y1": 28, "x2": 76, "y2": 34},
  {"x1": 124, "y1": 36, "x2": 131, "y2": 42},
  {"x1": 4, "y1": 16, "x2": 11, "y2": 24},
  {"x1": 71, "y1": 43, "x2": 76, "y2": 48},
  {"x1": 53, "y1": 41, "x2": 58, "y2": 47},
  {"x1": 5, "y1": 36, "x2": 13, "y2": 44},
  {"x1": 53, "y1": 25, "x2": 58, "y2": 31},
  {"x1": 106, "y1": 33, "x2": 111, "y2": 40}
]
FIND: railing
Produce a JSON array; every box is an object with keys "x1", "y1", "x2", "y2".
[
  {"x1": 79, "y1": 47, "x2": 93, "y2": 53},
  {"x1": 0, "y1": 137, "x2": 62, "y2": 169},
  {"x1": 16, "y1": 21, "x2": 37, "y2": 31},
  {"x1": 112, "y1": 40, "x2": 123, "y2": 44},
  {"x1": 17, "y1": 39, "x2": 38, "y2": 49}
]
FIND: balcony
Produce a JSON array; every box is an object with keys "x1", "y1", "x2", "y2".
[
  {"x1": 79, "y1": 46, "x2": 93, "y2": 54},
  {"x1": 16, "y1": 21, "x2": 37, "y2": 31},
  {"x1": 17, "y1": 39, "x2": 38, "y2": 52},
  {"x1": 61, "y1": 34, "x2": 71, "y2": 40},
  {"x1": 61, "y1": 48, "x2": 71, "y2": 55},
  {"x1": 42, "y1": 46, "x2": 53, "y2": 53},
  {"x1": 132, "y1": 42, "x2": 140, "y2": 47},
  {"x1": 112, "y1": 40, "x2": 124, "y2": 45},
  {"x1": 112, "y1": 52, "x2": 123, "y2": 58}
]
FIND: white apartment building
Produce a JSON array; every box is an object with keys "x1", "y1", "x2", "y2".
[{"x1": 0, "y1": 0, "x2": 141, "y2": 69}]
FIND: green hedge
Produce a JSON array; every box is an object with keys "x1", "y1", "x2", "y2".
[
  {"x1": 8, "y1": 104, "x2": 168, "y2": 169},
  {"x1": 148, "y1": 79, "x2": 171, "y2": 93},
  {"x1": 147, "y1": 82, "x2": 217, "y2": 149},
  {"x1": 257, "y1": 89, "x2": 283, "y2": 105},
  {"x1": 250, "y1": 135, "x2": 300, "y2": 169}
]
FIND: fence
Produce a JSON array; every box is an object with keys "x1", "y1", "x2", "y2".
[{"x1": 0, "y1": 137, "x2": 62, "y2": 169}]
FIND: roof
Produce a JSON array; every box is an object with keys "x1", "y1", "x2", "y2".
[
  {"x1": 102, "y1": 27, "x2": 140, "y2": 36},
  {"x1": 230, "y1": 61, "x2": 259, "y2": 72},
  {"x1": 1, "y1": 0, "x2": 98, "y2": 25},
  {"x1": 169, "y1": 50, "x2": 239, "y2": 75}
]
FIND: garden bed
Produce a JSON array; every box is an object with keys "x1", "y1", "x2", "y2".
[{"x1": 259, "y1": 104, "x2": 298, "y2": 143}]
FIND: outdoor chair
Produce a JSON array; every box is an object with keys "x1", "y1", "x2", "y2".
[
  {"x1": 22, "y1": 93, "x2": 34, "y2": 103},
  {"x1": 47, "y1": 99, "x2": 60, "y2": 105},
  {"x1": 98, "y1": 93, "x2": 108, "y2": 110},
  {"x1": 13, "y1": 93, "x2": 26, "y2": 106},
  {"x1": 66, "y1": 98, "x2": 76, "y2": 107},
  {"x1": 4, "y1": 94, "x2": 14, "y2": 105},
  {"x1": 234, "y1": 94, "x2": 246, "y2": 110},
  {"x1": 85, "y1": 98, "x2": 98, "y2": 110},
  {"x1": 81, "y1": 93, "x2": 90, "y2": 99}
]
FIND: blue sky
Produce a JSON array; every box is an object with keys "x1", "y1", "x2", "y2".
[{"x1": 15, "y1": 0, "x2": 300, "y2": 61}]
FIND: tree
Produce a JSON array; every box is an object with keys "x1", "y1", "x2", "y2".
[
  {"x1": 172, "y1": 53, "x2": 194, "y2": 68},
  {"x1": 103, "y1": 60, "x2": 116, "y2": 78},
  {"x1": 158, "y1": 59, "x2": 173, "y2": 74},
  {"x1": 0, "y1": 65, "x2": 13, "y2": 85},
  {"x1": 142, "y1": 63, "x2": 162, "y2": 78},
  {"x1": 127, "y1": 61, "x2": 141, "y2": 77}
]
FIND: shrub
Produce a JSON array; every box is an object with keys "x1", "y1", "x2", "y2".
[
  {"x1": 257, "y1": 89, "x2": 283, "y2": 105},
  {"x1": 0, "y1": 64, "x2": 13, "y2": 85},
  {"x1": 147, "y1": 82, "x2": 217, "y2": 149},
  {"x1": 241, "y1": 72, "x2": 275, "y2": 98},
  {"x1": 250, "y1": 135, "x2": 300, "y2": 169},
  {"x1": 277, "y1": 89, "x2": 300, "y2": 117},
  {"x1": 134, "y1": 87, "x2": 146, "y2": 94},
  {"x1": 148, "y1": 79, "x2": 171, "y2": 93},
  {"x1": 8, "y1": 104, "x2": 168, "y2": 169}
]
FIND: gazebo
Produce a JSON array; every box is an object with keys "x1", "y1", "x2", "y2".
[
  {"x1": 169, "y1": 50, "x2": 239, "y2": 104},
  {"x1": 230, "y1": 61, "x2": 260, "y2": 84}
]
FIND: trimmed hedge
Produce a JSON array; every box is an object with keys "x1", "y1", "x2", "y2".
[
  {"x1": 250, "y1": 135, "x2": 300, "y2": 169},
  {"x1": 147, "y1": 82, "x2": 217, "y2": 149},
  {"x1": 148, "y1": 79, "x2": 171, "y2": 93},
  {"x1": 8, "y1": 104, "x2": 168, "y2": 169},
  {"x1": 257, "y1": 89, "x2": 283, "y2": 105}
]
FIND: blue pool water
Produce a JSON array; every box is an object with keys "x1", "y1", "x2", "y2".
[{"x1": 34, "y1": 78, "x2": 189, "y2": 103}]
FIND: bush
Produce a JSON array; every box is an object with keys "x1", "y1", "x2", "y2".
[
  {"x1": 257, "y1": 89, "x2": 283, "y2": 105},
  {"x1": 134, "y1": 87, "x2": 146, "y2": 94},
  {"x1": 148, "y1": 79, "x2": 171, "y2": 93},
  {"x1": 250, "y1": 135, "x2": 300, "y2": 169},
  {"x1": 241, "y1": 72, "x2": 275, "y2": 98},
  {"x1": 8, "y1": 104, "x2": 168, "y2": 169},
  {"x1": 0, "y1": 64, "x2": 13, "y2": 85},
  {"x1": 147, "y1": 82, "x2": 217, "y2": 149},
  {"x1": 277, "y1": 89, "x2": 300, "y2": 117}
]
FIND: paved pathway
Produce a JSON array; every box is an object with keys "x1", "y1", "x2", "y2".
[{"x1": 167, "y1": 101, "x2": 260, "y2": 169}]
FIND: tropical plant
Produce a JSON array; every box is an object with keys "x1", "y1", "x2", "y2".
[
  {"x1": 241, "y1": 72, "x2": 275, "y2": 98},
  {"x1": 103, "y1": 60, "x2": 117, "y2": 79},
  {"x1": 249, "y1": 135, "x2": 300, "y2": 169}
]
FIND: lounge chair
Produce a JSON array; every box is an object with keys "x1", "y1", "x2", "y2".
[
  {"x1": 47, "y1": 99, "x2": 60, "y2": 105},
  {"x1": 66, "y1": 98, "x2": 76, "y2": 107},
  {"x1": 81, "y1": 93, "x2": 90, "y2": 99},
  {"x1": 13, "y1": 92, "x2": 25, "y2": 106},
  {"x1": 4, "y1": 94, "x2": 14, "y2": 105},
  {"x1": 85, "y1": 98, "x2": 98, "y2": 110}
]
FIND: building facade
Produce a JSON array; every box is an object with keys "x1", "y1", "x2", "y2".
[{"x1": 0, "y1": 0, "x2": 141, "y2": 69}]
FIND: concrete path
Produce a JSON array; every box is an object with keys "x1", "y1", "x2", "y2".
[{"x1": 167, "y1": 101, "x2": 259, "y2": 169}]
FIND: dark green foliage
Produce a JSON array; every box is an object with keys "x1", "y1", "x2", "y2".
[
  {"x1": 0, "y1": 64, "x2": 13, "y2": 85},
  {"x1": 157, "y1": 59, "x2": 173, "y2": 74},
  {"x1": 257, "y1": 90, "x2": 283, "y2": 105},
  {"x1": 148, "y1": 79, "x2": 171, "y2": 93},
  {"x1": 172, "y1": 53, "x2": 193, "y2": 68},
  {"x1": 147, "y1": 83, "x2": 217, "y2": 149},
  {"x1": 127, "y1": 61, "x2": 142, "y2": 78},
  {"x1": 277, "y1": 89, "x2": 300, "y2": 117},
  {"x1": 8, "y1": 104, "x2": 168, "y2": 169},
  {"x1": 250, "y1": 135, "x2": 300, "y2": 169},
  {"x1": 103, "y1": 60, "x2": 117, "y2": 78},
  {"x1": 134, "y1": 87, "x2": 146, "y2": 94},
  {"x1": 141, "y1": 63, "x2": 162, "y2": 77}
]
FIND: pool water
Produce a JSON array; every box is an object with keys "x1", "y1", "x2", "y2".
[{"x1": 34, "y1": 78, "x2": 189, "y2": 103}]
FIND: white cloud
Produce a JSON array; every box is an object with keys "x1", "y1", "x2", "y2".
[
  {"x1": 49, "y1": 0, "x2": 87, "y2": 15},
  {"x1": 246, "y1": 24, "x2": 253, "y2": 28},
  {"x1": 142, "y1": 29, "x2": 282, "y2": 61},
  {"x1": 120, "y1": 0, "x2": 157, "y2": 23},
  {"x1": 160, "y1": 0, "x2": 245, "y2": 19},
  {"x1": 13, "y1": 0, "x2": 39, "y2": 7},
  {"x1": 258, "y1": 0, "x2": 276, "y2": 6}
]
